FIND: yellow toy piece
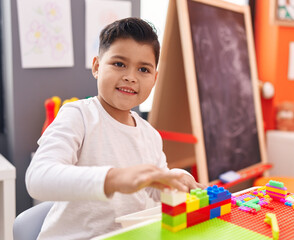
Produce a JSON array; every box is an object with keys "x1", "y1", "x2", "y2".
[
  {"x1": 62, "y1": 97, "x2": 79, "y2": 106},
  {"x1": 220, "y1": 203, "x2": 231, "y2": 216},
  {"x1": 162, "y1": 222, "x2": 186, "y2": 232},
  {"x1": 264, "y1": 213, "x2": 279, "y2": 240},
  {"x1": 51, "y1": 96, "x2": 61, "y2": 117},
  {"x1": 186, "y1": 193, "x2": 199, "y2": 213}
]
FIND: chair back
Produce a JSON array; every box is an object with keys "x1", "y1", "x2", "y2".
[{"x1": 13, "y1": 202, "x2": 54, "y2": 240}]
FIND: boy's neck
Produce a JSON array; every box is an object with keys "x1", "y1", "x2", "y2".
[{"x1": 97, "y1": 96, "x2": 136, "y2": 127}]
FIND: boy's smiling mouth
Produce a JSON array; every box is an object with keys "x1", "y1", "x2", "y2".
[{"x1": 117, "y1": 87, "x2": 137, "y2": 94}]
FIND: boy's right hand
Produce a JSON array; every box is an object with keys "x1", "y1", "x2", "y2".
[{"x1": 104, "y1": 165, "x2": 189, "y2": 197}]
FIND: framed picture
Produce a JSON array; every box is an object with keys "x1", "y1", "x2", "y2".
[{"x1": 270, "y1": 0, "x2": 294, "y2": 26}]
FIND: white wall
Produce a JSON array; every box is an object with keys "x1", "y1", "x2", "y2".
[{"x1": 140, "y1": 0, "x2": 169, "y2": 112}]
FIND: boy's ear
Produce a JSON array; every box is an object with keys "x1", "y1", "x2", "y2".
[{"x1": 92, "y1": 56, "x2": 99, "y2": 79}]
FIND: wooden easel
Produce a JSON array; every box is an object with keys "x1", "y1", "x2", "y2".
[{"x1": 149, "y1": 0, "x2": 268, "y2": 186}]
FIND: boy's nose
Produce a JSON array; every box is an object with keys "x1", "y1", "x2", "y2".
[{"x1": 123, "y1": 70, "x2": 137, "y2": 83}]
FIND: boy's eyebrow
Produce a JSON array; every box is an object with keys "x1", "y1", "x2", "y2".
[{"x1": 111, "y1": 55, "x2": 155, "y2": 68}]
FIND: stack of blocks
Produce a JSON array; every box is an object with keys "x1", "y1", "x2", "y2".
[
  {"x1": 161, "y1": 185, "x2": 232, "y2": 232},
  {"x1": 265, "y1": 180, "x2": 287, "y2": 202}
]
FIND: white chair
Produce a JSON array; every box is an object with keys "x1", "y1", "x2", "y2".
[{"x1": 13, "y1": 202, "x2": 54, "y2": 240}]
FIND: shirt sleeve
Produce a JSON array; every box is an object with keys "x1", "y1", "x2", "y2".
[{"x1": 26, "y1": 104, "x2": 112, "y2": 201}]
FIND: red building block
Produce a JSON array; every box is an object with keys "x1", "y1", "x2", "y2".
[
  {"x1": 162, "y1": 202, "x2": 186, "y2": 216},
  {"x1": 209, "y1": 198, "x2": 231, "y2": 209},
  {"x1": 187, "y1": 205, "x2": 210, "y2": 227}
]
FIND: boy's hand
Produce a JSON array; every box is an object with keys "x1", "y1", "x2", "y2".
[
  {"x1": 104, "y1": 165, "x2": 191, "y2": 197},
  {"x1": 178, "y1": 173, "x2": 207, "y2": 192}
]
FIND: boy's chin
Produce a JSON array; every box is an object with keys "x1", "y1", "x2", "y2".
[
  {"x1": 114, "y1": 101, "x2": 141, "y2": 112},
  {"x1": 112, "y1": 103, "x2": 135, "y2": 111},
  {"x1": 117, "y1": 106, "x2": 136, "y2": 112}
]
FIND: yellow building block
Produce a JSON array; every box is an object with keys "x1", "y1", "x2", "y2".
[
  {"x1": 220, "y1": 203, "x2": 231, "y2": 216},
  {"x1": 186, "y1": 194, "x2": 200, "y2": 213},
  {"x1": 244, "y1": 197, "x2": 252, "y2": 201},
  {"x1": 257, "y1": 192, "x2": 265, "y2": 197},
  {"x1": 266, "y1": 186, "x2": 287, "y2": 195},
  {"x1": 257, "y1": 186, "x2": 266, "y2": 191},
  {"x1": 162, "y1": 222, "x2": 187, "y2": 232}
]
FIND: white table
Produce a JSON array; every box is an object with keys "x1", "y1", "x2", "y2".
[{"x1": 0, "y1": 154, "x2": 16, "y2": 240}]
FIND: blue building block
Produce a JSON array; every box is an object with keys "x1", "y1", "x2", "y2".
[
  {"x1": 206, "y1": 185, "x2": 231, "y2": 204},
  {"x1": 285, "y1": 202, "x2": 293, "y2": 207},
  {"x1": 210, "y1": 207, "x2": 221, "y2": 219}
]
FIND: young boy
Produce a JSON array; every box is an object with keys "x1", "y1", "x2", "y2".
[{"x1": 26, "y1": 17, "x2": 203, "y2": 239}]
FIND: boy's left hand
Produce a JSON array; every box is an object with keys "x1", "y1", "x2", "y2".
[{"x1": 179, "y1": 174, "x2": 207, "y2": 191}]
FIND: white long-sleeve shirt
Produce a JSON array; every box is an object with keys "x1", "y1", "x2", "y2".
[{"x1": 26, "y1": 97, "x2": 187, "y2": 239}]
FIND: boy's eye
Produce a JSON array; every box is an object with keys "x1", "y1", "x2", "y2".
[
  {"x1": 139, "y1": 67, "x2": 149, "y2": 73},
  {"x1": 114, "y1": 62, "x2": 125, "y2": 67}
]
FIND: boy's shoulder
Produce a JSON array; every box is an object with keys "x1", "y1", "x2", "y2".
[
  {"x1": 58, "y1": 97, "x2": 100, "y2": 119},
  {"x1": 132, "y1": 111, "x2": 161, "y2": 136},
  {"x1": 61, "y1": 97, "x2": 97, "y2": 110},
  {"x1": 132, "y1": 111, "x2": 150, "y2": 126}
]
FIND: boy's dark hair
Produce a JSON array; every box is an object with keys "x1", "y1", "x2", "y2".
[{"x1": 99, "y1": 17, "x2": 160, "y2": 66}]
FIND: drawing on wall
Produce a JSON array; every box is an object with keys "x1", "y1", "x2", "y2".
[
  {"x1": 270, "y1": 0, "x2": 294, "y2": 26},
  {"x1": 85, "y1": 0, "x2": 132, "y2": 69},
  {"x1": 17, "y1": 0, "x2": 74, "y2": 68},
  {"x1": 277, "y1": 0, "x2": 294, "y2": 20}
]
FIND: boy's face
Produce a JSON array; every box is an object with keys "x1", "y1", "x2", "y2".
[{"x1": 92, "y1": 38, "x2": 158, "y2": 116}]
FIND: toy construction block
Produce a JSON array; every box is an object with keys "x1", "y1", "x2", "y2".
[
  {"x1": 161, "y1": 189, "x2": 186, "y2": 207},
  {"x1": 161, "y1": 189, "x2": 187, "y2": 232},
  {"x1": 243, "y1": 198, "x2": 261, "y2": 211},
  {"x1": 220, "y1": 203, "x2": 231, "y2": 216},
  {"x1": 161, "y1": 186, "x2": 232, "y2": 232},
  {"x1": 264, "y1": 213, "x2": 279, "y2": 240},
  {"x1": 186, "y1": 193, "x2": 200, "y2": 213},
  {"x1": 206, "y1": 185, "x2": 231, "y2": 204},
  {"x1": 286, "y1": 195, "x2": 294, "y2": 204},
  {"x1": 190, "y1": 189, "x2": 209, "y2": 208},
  {"x1": 187, "y1": 205, "x2": 210, "y2": 227},
  {"x1": 266, "y1": 180, "x2": 287, "y2": 201},
  {"x1": 162, "y1": 202, "x2": 186, "y2": 216}
]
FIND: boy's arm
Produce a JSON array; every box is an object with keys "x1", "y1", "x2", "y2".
[
  {"x1": 26, "y1": 105, "x2": 112, "y2": 202},
  {"x1": 104, "y1": 164, "x2": 190, "y2": 197}
]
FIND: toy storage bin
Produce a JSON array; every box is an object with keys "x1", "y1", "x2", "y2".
[
  {"x1": 115, "y1": 206, "x2": 161, "y2": 228},
  {"x1": 266, "y1": 130, "x2": 294, "y2": 177}
]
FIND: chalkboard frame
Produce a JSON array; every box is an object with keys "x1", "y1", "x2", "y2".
[{"x1": 149, "y1": 0, "x2": 267, "y2": 185}]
